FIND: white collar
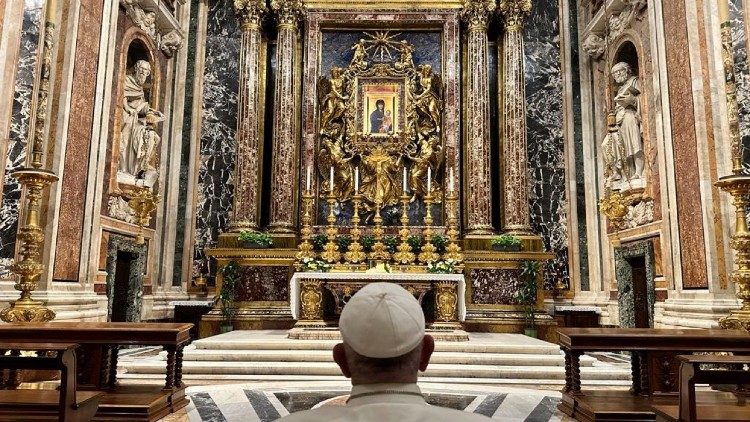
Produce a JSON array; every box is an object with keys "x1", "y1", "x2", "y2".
[{"x1": 347, "y1": 383, "x2": 426, "y2": 406}]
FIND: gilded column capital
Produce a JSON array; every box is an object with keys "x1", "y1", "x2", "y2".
[
  {"x1": 234, "y1": 0, "x2": 268, "y2": 30},
  {"x1": 498, "y1": 0, "x2": 532, "y2": 31},
  {"x1": 271, "y1": 0, "x2": 305, "y2": 30},
  {"x1": 461, "y1": 0, "x2": 495, "y2": 31}
]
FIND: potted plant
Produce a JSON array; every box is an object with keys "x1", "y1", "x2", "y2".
[
  {"x1": 491, "y1": 234, "x2": 522, "y2": 252},
  {"x1": 361, "y1": 234, "x2": 375, "y2": 252},
  {"x1": 432, "y1": 234, "x2": 448, "y2": 253},
  {"x1": 312, "y1": 234, "x2": 328, "y2": 252},
  {"x1": 238, "y1": 230, "x2": 273, "y2": 248},
  {"x1": 218, "y1": 261, "x2": 239, "y2": 333},
  {"x1": 336, "y1": 235, "x2": 353, "y2": 253},
  {"x1": 516, "y1": 260, "x2": 540, "y2": 338},
  {"x1": 407, "y1": 235, "x2": 423, "y2": 253},
  {"x1": 383, "y1": 235, "x2": 399, "y2": 254}
]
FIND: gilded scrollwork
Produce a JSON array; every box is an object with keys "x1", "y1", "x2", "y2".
[
  {"x1": 497, "y1": 0, "x2": 532, "y2": 31},
  {"x1": 316, "y1": 34, "x2": 444, "y2": 214}
]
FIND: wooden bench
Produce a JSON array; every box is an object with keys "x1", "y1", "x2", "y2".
[
  {"x1": 0, "y1": 343, "x2": 102, "y2": 421},
  {"x1": 557, "y1": 328, "x2": 750, "y2": 422},
  {"x1": 0, "y1": 323, "x2": 192, "y2": 421},
  {"x1": 652, "y1": 355, "x2": 750, "y2": 422}
]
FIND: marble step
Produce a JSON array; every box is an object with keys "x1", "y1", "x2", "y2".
[
  {"x1": 121, "y1": 360, "x2": 629, "y2": 381},
  {"x1": 172, "y1": 348, "x2": 596, "y2": 367},
  {"x1": 192, "y1": 334, "x2": 562, "y2": 355}
]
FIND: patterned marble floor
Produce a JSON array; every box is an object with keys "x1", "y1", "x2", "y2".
[{"x1": 160, "y1": 384, "x2": 571, "y2": 422}]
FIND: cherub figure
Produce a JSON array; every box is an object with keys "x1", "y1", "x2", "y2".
[
  {"x1": 350, "y1": 39, "x2": 369, "y2": 70},
  {"x1": 395, "y1": 40, "x2": 415, "y2": 70}
]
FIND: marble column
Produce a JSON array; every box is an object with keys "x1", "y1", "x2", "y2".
[
  {"x1": 268, "y1": 0, "x2": 304, "y2": 234},
  {"x1": 499, "y1": 0, "x2": 532, "y2": 234},
  {"x1": 461, "y1": 0, "x2": 495, "y2": 235},
  {"x1": 231, "y1": 0, "x2": 267, "y2": 231}
]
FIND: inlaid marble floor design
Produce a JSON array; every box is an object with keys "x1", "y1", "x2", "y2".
[{"x1": 170, "y1": 384, "x2": 567, "y2": 422}]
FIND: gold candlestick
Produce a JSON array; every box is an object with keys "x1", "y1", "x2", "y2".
[
  {"x1": 320, "y1": 194, "x2": 340, "y2": 263},
  {"x1": 296, "y1": 190, "x2": 315, "y2": 261},
  {"x1": 444, "y1": 189, "x2": 463, "y2": 263},
  {"x1": 345, "y1": 194, "x2": 367, "y2": 264},
  {"x1": 419, "y1": 191, "x2": 439, "y2": 264},
  {"x1": 715, "y1": 174, "x2": 750, "y2": 330},
  {"x1": 393, "y1": 195, "x2": 415, "y2": 264},
  {"x1": 369, "y1": 201, "x2": 390, "y2": 261}
]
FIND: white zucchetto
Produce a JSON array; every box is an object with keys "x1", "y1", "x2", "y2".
[{"x1": 339, "y1": 282, "x2": 426, "y2": 359}]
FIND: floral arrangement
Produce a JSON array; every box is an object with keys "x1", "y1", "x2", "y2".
[
  {"x1": 407, "y1": 235, "x2": 423, "y2": 253},
  {"x1": 431, "y1": 234, "x2": 448, "y2": 253},
  {"x1": 360, "y1": 234, "x2": 375, "y2": 252},
  {"x1": 312, "y1": 234, "x2": 328, "y2": 251},
  {"x1": 383, "y1": 235, "x2": 399, "y2": 254},
  {"x1": 238, "y1": 230, "x2": 273, "y2": 247},
  {"x1": 336, "y1": 235, "x2": 353, "y2": 253},
  {"x1": 426, "y1": 258, "x2": 457, "y2": 274},
  {"x1": 299, "y1": 257, "x2": 331, "y2": 273},
  {"x1": 491, "y1": 234, "x2": 522, "y2": 250}
]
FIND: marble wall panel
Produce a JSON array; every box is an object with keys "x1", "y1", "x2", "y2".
[
  {"x1": 173, "y1": 0, "x2": 200, "y2": 286},
  {"x1": 524, "y1": 0, "x2": 569, "y2": 289},
  {"x1": 53, "y1": 0, "x2": 103, "y2": 282},
  {"x1": 235, "y1": 265, "x2": 290, "y2": 302},
  {"x1": 0, "y1": 0, "x2": 43, "y2": 268},
  {"x1": 730, "y1": 0, "x2": 750, "y2": 170},
  {"x1": 193, "y1": 0, "x2": 240, "y2": 275},
  {"x1": 662, "y1": 0, "x2": 708, "y2": 289},
  {"x1": 470, "y1": 268, "x2": 523, "y2": 305}
]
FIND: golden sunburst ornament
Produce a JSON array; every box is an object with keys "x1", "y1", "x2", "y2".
[{"x1": 362, "y1": 31, "x2": 402, "y2": 62}]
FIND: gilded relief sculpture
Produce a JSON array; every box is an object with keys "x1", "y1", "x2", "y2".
[{"x1": 316, "y1": 34, "x2": 444, "y2": 216}]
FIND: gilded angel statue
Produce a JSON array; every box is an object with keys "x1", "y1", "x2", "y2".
[
  {"x1": 407, "y1": 135, "x2": 443, "y2": 201},
  {"x1": 318, "y1": 127, "x2": 355, "y2": 201},
  {"x1": 350, "y1": 39, "x2": 369, "y2": 70},
  {"x1": 318, "y1": 67, "x2": 350, "y2": 135},
  {"x1": 395, "y1": 40, "x2": 415, "y2": 71},
  {"x1": 413, "y1": 64, "x2": 443, "y2": 135}
]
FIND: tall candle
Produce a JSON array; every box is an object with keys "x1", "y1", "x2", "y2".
[
  {"x1": 306, "y1": 166, "x2": 311, "y2": 192},
  {"x1": 355, "y1": 166, "x2": 359, "y2": 192},
  {"x1": 329, "y1": 166, "x2": 334, "y2": 192},
  {"x1": 427, "y1": 166, "x2": 432, "y2": 193},
  {"x1": 403, "y1": 167, "x2": 407, "y2": 192},
  {"x1": 449, "y1": 167, "x2": 454, "y2": 192}
]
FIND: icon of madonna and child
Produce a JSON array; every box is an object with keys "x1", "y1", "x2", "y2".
[{"x1": 364, "y1": 85, "x2": 399, "y2": 136}]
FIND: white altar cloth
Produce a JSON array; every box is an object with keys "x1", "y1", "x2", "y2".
[{"x1": 290, "y1": 272, "x2": 466, "y2": 321}]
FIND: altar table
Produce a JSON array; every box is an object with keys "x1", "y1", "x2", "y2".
[{"x1": 290, "y1": 272, "x2": 465, "y2": 327}]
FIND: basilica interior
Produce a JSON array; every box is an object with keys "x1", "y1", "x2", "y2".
[{"x1": 0, "y1": 0, "x2": 749, "y2": 421}]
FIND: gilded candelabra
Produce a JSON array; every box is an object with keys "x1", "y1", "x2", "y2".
[
  {"x1": 344, "y1": 194, "x2": 367, "y2": 264},
  {"x1": 320, "y1": 194, "x2": 341, "y2": 263},
  {"x1": 296, "y1": 189, "x2": 315, "y2": 261},
  {"x1": 393, "y1": 194, "x2": 416, "y2": 264},
  {"x1": 419, "y1": 192, "x2": 439, "y2": 264},
  {"x1": 369, "y1": 200, "x2": 390, "y2": 261},
  {"x1": 443, "y1": 188, "x2": 463, "y2": 263},
  {"x1": 715, "y1": 174, "x2": 750, "y2": 330},
  {"x1": 0, "y1": 169, "x2": 59, "y2": 323},
  {"x1": 0, "y1": 0, "x2": 60, "y2": 323},
  {"x1": 128, "y1": 187, "x2": 160, "y2": 245}
]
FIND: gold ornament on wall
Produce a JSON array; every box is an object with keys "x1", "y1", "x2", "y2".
[{"x1": 316, "y1": 33, "x2": 444, "y2": 215}]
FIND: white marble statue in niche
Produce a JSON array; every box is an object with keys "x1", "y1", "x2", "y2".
[
  {"x1": 119, "y1": 59, "x2": 164, "y2": 188},
  {"x1": 611, "y1": 61, "x2": 644, "y2": 189}
]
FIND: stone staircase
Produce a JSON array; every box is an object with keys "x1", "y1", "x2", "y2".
[{"x1": 118, "y1": 330, "x2": 632, "y2": 386}]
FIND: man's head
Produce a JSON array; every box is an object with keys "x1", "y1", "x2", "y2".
[
  {"x1": 333, "y1": 283, "x2": 435, "y2": 385},
  {"x1": 612, "y1": 62, "x2": 632, "y2": 84},
  {"x1": 133, "y1": 60, "x2": 152, "y2": 86},
  {"x1": 376, "y1": 99, "x2": 385, "y2": 112}
]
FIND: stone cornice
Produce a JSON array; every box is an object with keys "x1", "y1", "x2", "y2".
[
  {"x1": 497, "y1": 0, "x2": 531, "y2": 31},
  {"x1": 234, "y1": 0, "x2": 268, "y2": 30},
  {"x1": 460, "y1": 0, "x2": 495, "y2": 31}
]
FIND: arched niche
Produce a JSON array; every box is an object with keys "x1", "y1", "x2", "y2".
[{"x1": 614, "y1": 40, "x2": 639, "y2": 77}]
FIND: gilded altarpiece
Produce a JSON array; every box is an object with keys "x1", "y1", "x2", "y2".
[{"x1": 301, "y1": 12, "x2": 461, "y2": 227}]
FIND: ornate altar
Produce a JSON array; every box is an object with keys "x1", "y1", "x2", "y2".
[{"x1": 200, "y1": 1, "x2": 557, "y2": 340}]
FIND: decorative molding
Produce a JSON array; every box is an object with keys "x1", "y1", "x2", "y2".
[
  {"x1": 119, "y1": 0, "x2": 184, "y2": 57},
  {"x1": 234, "y1": 0, "x2": 268, "y2": 29},
  {"x1": 271, "y1": 0, "x2": 306, "y2": 28},
  {"x1": 460, "y1": 0, "x2": 494, "y2": 30},
  {"x1": 582, "y1": 33, "x2": 606, "y2": 59},
  {"x1": 497, "y1": 0, "x2": 531, "y2": 31}
]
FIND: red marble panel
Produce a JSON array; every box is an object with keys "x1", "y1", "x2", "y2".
[
  {"x1": 52, "y1": 0, "x2": 103, "y2": 282},
  {"x1": 662, "y1": 0, "x2": 708, "y2": 289}
]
